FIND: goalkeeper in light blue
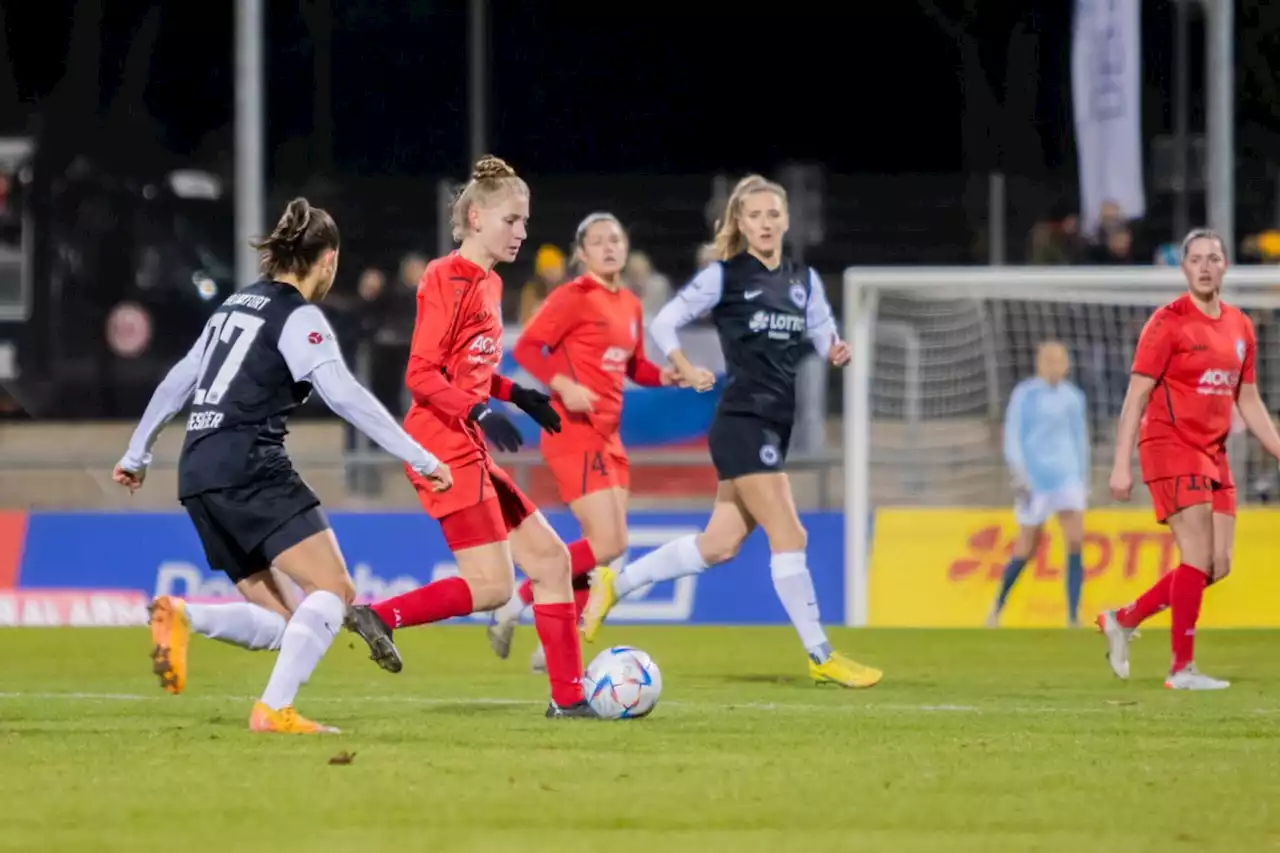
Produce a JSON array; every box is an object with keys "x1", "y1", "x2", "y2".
[{"x1": 988, "y1": 342, "x2": 1090, "y2": 627}]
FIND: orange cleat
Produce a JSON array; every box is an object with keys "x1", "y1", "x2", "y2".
[
  {"x1": 248, "y1": 701, "x2": 340, "y2": 734},
  {"x1": 148, "y1": 596, "x2": 191, "y2": 695}
]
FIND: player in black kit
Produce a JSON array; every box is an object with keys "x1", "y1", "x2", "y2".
[
  {"x1": 112, "y1": 198, "x2": 452, "y2": 734},
  {"x1": 582, "y1": 175, "x2": 882, "y2": 688}
]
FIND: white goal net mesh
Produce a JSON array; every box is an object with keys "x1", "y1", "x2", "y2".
[{"x1": 846, "y1": 268, "x2": 1280, "y2": 509}]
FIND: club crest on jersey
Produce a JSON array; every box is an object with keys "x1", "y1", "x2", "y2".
[
  {"x1": 1236, "y1": 339, "x2": 1246, "y2": 363},
  {"x1": 789, "y1": 281, "x2": 808, "y2": 309}
]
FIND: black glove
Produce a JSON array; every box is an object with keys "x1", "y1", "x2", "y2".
[
  {"x1": 509, "y1": 384, "x2": 562, "y2": 435},
  {"x1": 468, "y1": 404, "x2": 523, "y2": 452}
]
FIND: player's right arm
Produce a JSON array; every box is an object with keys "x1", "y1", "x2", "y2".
[
  {"x1": 114, "y1": 325, "x2": 209, "y2": 489},
  {"x1": 1110, "y1": 311, "x2": 1173, "y2": 500},
  {"x1": 649, "y1": 264, "x2": 720, "y2": 392},
  {"x1": 280, "y1": 305, "x2": 451, "y2": 491},
  {"x1": 512, "y1": 285, "x2": 598, "y2": 412},
  {"x1": 1002, "y1": 380, "x2": 1030, "y2": 494},
  {"x1": 404, "y1": 272, "x2": 486, "y2": 420}
]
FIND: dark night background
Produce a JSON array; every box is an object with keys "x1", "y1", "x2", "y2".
[
  {"x1": 3, "y1": 0, "x2": 1280, "y2": 421},
  {"x1": 4, "y1": 1, "x2": 1268, "y2": 178}
]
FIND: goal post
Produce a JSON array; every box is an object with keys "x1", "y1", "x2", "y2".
[{"x1": 841, "y1": 266, "x2": 1280, "y2": 628}]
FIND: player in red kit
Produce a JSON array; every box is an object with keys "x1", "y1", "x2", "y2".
[
  {"x1": 1099, "y1": 229, "x2": 1280, "y2": 689},
  {"x1": 344, "y1": 156, "x2": 596, "y2": 718},
  {"x1": 485, "y1": 212, "x2": 710, "y2": 668}
]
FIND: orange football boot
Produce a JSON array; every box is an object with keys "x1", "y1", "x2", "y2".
[
  {"x1": 148, "y1": 596, "x2": 190, "y2": 695},
  {"x1": 249, "y1": 702, "x2": 340, "y2": 734}
]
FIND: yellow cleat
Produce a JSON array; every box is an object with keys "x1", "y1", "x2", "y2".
[
  {"x1": 580, "y1": 565, "x2": 619, "y2": 644},
  {"x1": 809, "y1": 651, "x2": 883, "y2": 689},
  {"x1": 148, "y1": 596, "x2": 191, "y2": 695},
  {"x1": 249, "y1": 701, "x2": 340, "y2": 734}
]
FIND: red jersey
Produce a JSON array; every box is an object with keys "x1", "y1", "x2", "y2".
[
  {"x1": 512, "y1": 275, "x2": 663, "y2": 436},
  {"x1": 1132, "y1": 293, "x2": 1256, "y2": 483},
  {"x1": 403, "y1": 253, "x2": 515, "y2": 469}
]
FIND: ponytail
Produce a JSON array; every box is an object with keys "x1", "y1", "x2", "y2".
[{"x1": 250, "y1": 197, "x2": 339, "y2": 277}]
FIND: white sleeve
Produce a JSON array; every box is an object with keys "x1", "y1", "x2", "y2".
[
  {"x1": 308, "y1": 360, "x2": 440, "y2": 475},
  {"x1": 804, "y1": 269, "x2": 838, "y2": 359},
  {"x1": 650, "y1": 263, "x2": 724, "y2": 356},
  {"x1": 278, "y1": 304, "x2": 344, "y2": 382},
  {"x1": 118, "y1": 333, "x2": 204, "y2": 472}
]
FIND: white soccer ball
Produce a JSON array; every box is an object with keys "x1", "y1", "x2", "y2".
[{"x1": 582, "y1": 645, "x2": 662, "y2": 719}]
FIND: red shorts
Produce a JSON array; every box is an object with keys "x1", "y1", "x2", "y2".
[
  {"x1": 542, "y1": 430, "x2": 630, "y2": 504},
  {"x1": 1147, "y1": 474, "x2": 1237, "y2": 524},
  {"x1": 416, "y1": 462, "x2": 538, "y2": 551}
]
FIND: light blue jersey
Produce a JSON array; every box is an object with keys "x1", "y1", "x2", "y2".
[{"x1": 1003, "y1": 377, "x2": 1089, "y2": 493}]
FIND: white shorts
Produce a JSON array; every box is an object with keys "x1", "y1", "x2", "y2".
[{"x1": 1014, "y1": 484, "x2": 1087, "y2": 527}]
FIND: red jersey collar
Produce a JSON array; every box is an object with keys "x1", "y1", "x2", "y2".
[
  {"x1": 449, "y1": 250, "x2": 494, "y2": 280},
  {"x1": 580, "y1": 272, "x2": 625, "y2": 294}
]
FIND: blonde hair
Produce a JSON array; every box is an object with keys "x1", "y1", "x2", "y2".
[
  {"x1": 712, "y1": 174, "x2": 787, "y2": 260},
  {"x1": 450, "y1": 155, "x2": 530, "y2": 243}
]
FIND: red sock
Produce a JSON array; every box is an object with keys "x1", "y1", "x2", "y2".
[
  {"x1": 567, "y1": 539, "x2": 598, "y2": 577},
  {"x1": 533, "y1": 602, "x2": 585, "y2": 706},
  {"x1": 371, "y1": 576, "x2": 474, "y2": 630},
  {"x1": 1115, "y1": 571, "x2": 1175, "y2": 629},
  {"x1": 1169, "y1": 563, "x2": 1208, "y2": 672},
  {"x1": 515, "y1": 540, "x2": 598, "y2": 607}
]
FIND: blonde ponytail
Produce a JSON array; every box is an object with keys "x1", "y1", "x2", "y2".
[
  {"x1": 450, "y1": 155, "x2": 530, "y2": 242},
  {"x1": 712, "y1": 174, "x2": 787, "y2": 260}
]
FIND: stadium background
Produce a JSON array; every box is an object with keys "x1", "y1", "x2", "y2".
[{"x1": 0, "y1": 0, "x2": 1278, "y2": 629}]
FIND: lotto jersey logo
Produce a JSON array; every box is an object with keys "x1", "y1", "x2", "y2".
[{"x1": 748, "y1": 310, "x2": 805, "y2": 338}]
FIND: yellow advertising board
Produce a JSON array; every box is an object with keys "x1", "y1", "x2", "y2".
[{"x1": 869, "y1": 508, "x2": 1280, "y2": 627}]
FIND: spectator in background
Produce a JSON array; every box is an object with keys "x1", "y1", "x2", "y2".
[
  {"x1": 519, "y1": 244, "x2": 566, "y2": 323},
  {"x1": 338, "y1": 266, "x2": 403, "y2": 496},
  {"x1": 1088, "y1": 225, "x2": 1134, "y2": 265},
  {"x1": 625, "y1": 250, "x2": 671, "y2": 319}
]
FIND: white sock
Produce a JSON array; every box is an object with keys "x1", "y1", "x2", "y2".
[
  {"x1": 770, "y1": 551, "x2": 831, "y2": 663},
  {"x1": 259, "y1": 591, "x2": 344, "y2": 711},
  {"x1": 496, "y1": 590, "x2": 525, "y2": 623},
  {"x1": 615, "y1": 535, "x2": 708, "y2": 598},
  {"x1": 186, "y1": 602, "x2": 287, "y2": 651}
]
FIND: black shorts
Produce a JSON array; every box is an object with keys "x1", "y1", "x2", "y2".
[
  {"x1": 181, "y1": 475, "x2": 328, "y2": 584},
  {"x1": 707, "y1": 413, "x2": 793, "y2": 481}
]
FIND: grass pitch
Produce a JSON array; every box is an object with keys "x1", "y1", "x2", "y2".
[{"x1": 1, "y1": 625, "x2": 1278, "y2": 852}]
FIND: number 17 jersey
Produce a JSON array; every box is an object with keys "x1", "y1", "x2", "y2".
[{"x1": 179, "y1": 280, "x2": 336, "y2": 497}]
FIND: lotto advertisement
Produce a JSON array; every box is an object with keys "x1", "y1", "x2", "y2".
[
  {"x1": 869, "y1": 508, "x2": 1280, "y2": 628},
  {"x1": 0, "y1": 510, "x2": 844, "y2": 628}
]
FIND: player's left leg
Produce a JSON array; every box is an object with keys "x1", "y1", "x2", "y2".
[
  {"x1": 498, "y1": 474, "x2": 592, "y2": 718},
  {"x1": 732, "y1": 471, "x2": 882, "y2": 688},
  {"x1": 252, "y1": 510, "x2": 357, "y2": 733},
  {"x1": 1056, "y1": 508, "x2": 1086, "y2": 627}
]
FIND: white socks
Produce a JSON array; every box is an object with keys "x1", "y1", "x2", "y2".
[
  {"x1": 186, "y1": 602, "x2": 287, "y2": 651},
  {"x1": 615, "y1": 535, "x2": 707, "y2": 598},
  {"x1": 770, "y1": 551, "x2": 831, "y2": 663},
  {"x1": 259, "y1": 590, "x2": 344, "y2": 711}
]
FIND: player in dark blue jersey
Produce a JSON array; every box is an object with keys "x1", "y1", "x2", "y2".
[
  {"x1": 113, "y1": 198, "x2": 452, "y2": 734},
  {"x1": 582, "y1": 175, "x2": 882, "y2": 688}
]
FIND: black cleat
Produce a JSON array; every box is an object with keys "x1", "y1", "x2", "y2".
[
  {"x1": 545, "y1": 700, "x2": 599, "y2": 719},
  {"x1": 344, "y1": 605, "x2": 403, "y2": 674}
]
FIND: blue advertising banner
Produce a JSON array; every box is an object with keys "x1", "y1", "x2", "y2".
[{"x1": 15, "y1": 511, "x2": 847, "y2": 626}]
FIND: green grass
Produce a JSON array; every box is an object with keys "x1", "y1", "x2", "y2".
[{"x1": 1, "y1": 626, "x2": 1279, "y2": 852}]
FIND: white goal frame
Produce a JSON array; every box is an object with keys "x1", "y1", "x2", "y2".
[{"x1": 840, "y1": 266, "x2": 1280, "y2": 628}]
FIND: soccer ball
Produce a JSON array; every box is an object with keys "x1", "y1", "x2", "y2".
[{"x1": 582, "y1": 646, "x2": 662, "y2": 719}]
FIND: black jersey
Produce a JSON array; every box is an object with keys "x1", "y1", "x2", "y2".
[
  {"x1": 652, "y1": 253, "x2": 838, "y2": 425},
  {"x1": 177, "y1": 280, "x2": 345, "y2": 497}
]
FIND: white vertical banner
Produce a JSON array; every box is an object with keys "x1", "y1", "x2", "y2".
[{"x1": 1072, "y1": 0, "x2": 1145, "y2": 235}]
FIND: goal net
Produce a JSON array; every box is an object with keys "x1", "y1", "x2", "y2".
[{"x1": 840, "y1": 267, "x2": 1280, "y2": 624}]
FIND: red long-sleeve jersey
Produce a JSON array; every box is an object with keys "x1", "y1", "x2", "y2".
[
  {"x1": 513, "y1": 274, "x2": 662, "y2": 437},
  {"x1": 403, "y1": 252, "x2": 514, "y2": 468}
]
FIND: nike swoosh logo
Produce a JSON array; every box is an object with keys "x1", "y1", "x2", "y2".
[{"x1": 744, "y1": 290, "x2": 762, "y2": 300}]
